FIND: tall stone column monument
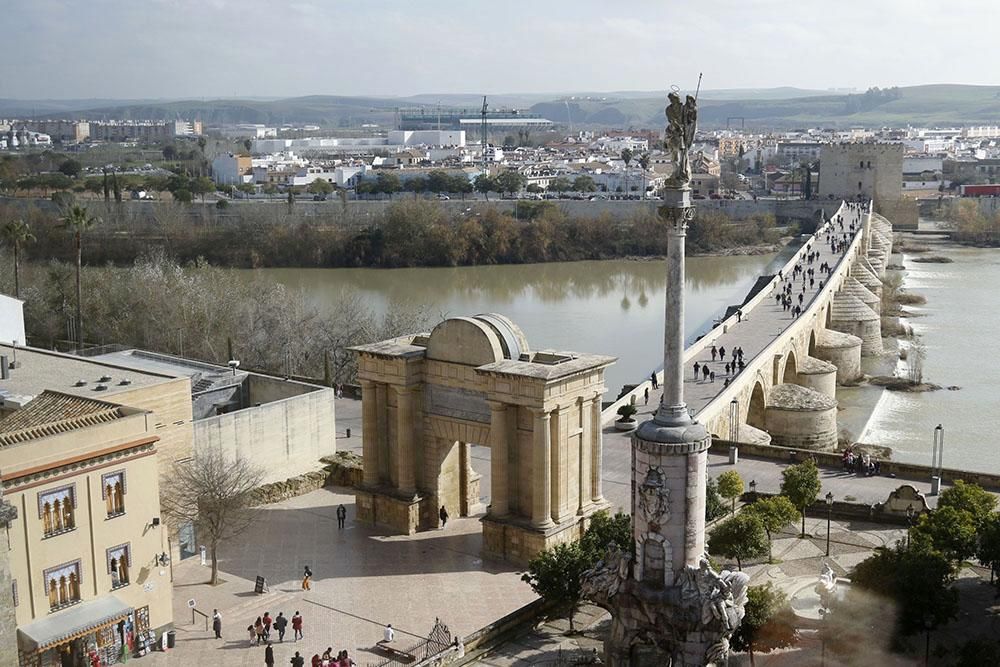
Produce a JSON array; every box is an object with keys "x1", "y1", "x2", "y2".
[{"x1": 581, "y1": 89, "x2": 749, "y2": 666}]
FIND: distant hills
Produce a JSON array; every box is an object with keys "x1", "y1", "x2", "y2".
[{"x1": 3, "y1": 85, "x2": 1000, "y2": 129}]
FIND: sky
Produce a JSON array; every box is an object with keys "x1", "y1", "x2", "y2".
[{"x1": 2, "y1": 0, "x2": 997, "y2": 100}]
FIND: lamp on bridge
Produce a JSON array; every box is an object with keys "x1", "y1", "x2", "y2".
[
  {"x1": 728, "y1": 398, "x2": 740, "y2": 464},
  {"x1": 749, "y1": 479, "x2": 757, "y2": 499}
]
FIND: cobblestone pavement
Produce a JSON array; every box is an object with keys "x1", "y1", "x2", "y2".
[{"x1": 145, "y1": 486, "x2": 536, "y2": 667}]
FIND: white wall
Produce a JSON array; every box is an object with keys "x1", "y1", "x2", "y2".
[
  {"x1": 0, "y1": 294, "x2": 25, "y2": 345},
  {"x1": 193, "y1": 387, "x2": 336, "y2": 484}
]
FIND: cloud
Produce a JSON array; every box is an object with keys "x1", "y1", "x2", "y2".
[{"x1": 1, "y1": 0, "x2": 997, "y2": 100}]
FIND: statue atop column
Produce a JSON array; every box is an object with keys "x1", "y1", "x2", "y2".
[{"x1": 664, "y1": 91, "x2": 698, "y2": 188}]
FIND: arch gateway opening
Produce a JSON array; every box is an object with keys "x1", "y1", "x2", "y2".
[{"x1": 350, "y1": 314, "x2": 616, "y2": 565}]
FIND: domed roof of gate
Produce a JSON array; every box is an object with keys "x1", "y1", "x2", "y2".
[{"x1": 425, "y1": 315, "x2": 531, "y2": 366}]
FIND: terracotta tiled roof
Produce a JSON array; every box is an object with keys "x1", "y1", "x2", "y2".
[{"x1": 0, "y1": 391, "x2": 124, "y2": 446}]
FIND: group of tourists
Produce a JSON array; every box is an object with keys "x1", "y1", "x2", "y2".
[
  {"x1": 242, "y1": 610, "x2": 302, "y2": 646},
  {"x1": 842, "y1": 447, "x2": 881, "y2": 476},
  {"x1": 693, "y1": 345, "x2": 747, "y2": 388}
]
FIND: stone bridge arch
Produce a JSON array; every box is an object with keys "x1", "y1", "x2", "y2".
[
  {"x1": 782, "y1": 349, "x2": 799, "y2": 385},
  {"x1": 746, "y1": 381, "x2": 767, "y2": 431},
  {"x1": 351, "y1": 314, "x2": 615, "y2": 565}
]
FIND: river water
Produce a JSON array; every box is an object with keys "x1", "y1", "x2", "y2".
[
  {"x1": 255, "y1": 248, "x2": 795, "y2": 399},
  {"x1": 856, "y1": 235, "x2": 1000, "y2": 473}
]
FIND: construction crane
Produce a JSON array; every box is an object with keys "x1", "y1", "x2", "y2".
[{"x1": 481, "y1": 96, "x2": 489, "y2": 174}]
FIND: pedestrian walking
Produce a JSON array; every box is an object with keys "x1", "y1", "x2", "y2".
[
  {"x1": 719, "y1": 346, "x2": 726, "y2": 360},
  {"x1": 702, "y1": 365, "x2": 709, "y2": 381},
  {"x1": 336, "y1": 504, "x2": 347, "y2": 529},
  {"x1": 291, "y1": 652, "x2": 305, "y2": 667},
  {"x1": 255, "y1": 616, "x2": 265, "y2": 645},
  {"x1": 248, "y1": 625, "x2": 257, "y2": 647},
  {"x1": 644, "y1": 387, "x2": 649, "y2": 405},
  {"x1": 693, "y1": 362, "x2": 700, "y2": 379},
  {"x1": 292, "y1": 611, "x2": 303, "y2": 641},
  {"x1": 439, "y1": 505, "x2": 449, "y2": 528},
  {"x1": 709, "y1": 371, "x2": 715, "y2": 383},
  {"x1": 274, "y1": 612, "x2": 288, "y2": 642},
  {"x1": 263, "y1": 611, "x2": 273, "y2": 640},
  {"x1": 302, "y1": 566, "x2": 312, "y2": 591},
  {"x1": 725, "y1": 362, "x2": 731, "y2": 375},
  {"x1": 651, "y1": 372, "x2": 658, "y2": 389},
  {"x1": 711, "y1": 345, "x2": 717, "y2": 361},
  {"x1": 736, "y1": 309, "x2": 743, "y2": 323},
  {"x1": 212, "y1": 609, "x2": 222, "y2": 639},
  {"x1": 266, "y1": 643, "x2": 275, "y2": 667}
]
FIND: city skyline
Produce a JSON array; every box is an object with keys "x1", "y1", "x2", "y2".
[{"x1": 2, "y1": 0, "x2": 997, "y2": 100}]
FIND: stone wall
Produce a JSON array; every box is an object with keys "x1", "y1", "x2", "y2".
[{"x1": 250, "y1": 452, "x2": 362, "y2": 506}]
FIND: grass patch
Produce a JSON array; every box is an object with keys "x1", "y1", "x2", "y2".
[
  {"x1": 912, "y1": 255, "x2": 953, "y2": 263},
  {"x1": 895, "y1": 292, "x2": 926, "y2": 305}
]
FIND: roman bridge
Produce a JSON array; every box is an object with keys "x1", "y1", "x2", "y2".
[{"x1": 605, "y1": 200, "x2": 896, "y2": 450}]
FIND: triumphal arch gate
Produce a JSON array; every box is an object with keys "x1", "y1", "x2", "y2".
[{"x1": 351, "y1": 314, "x2": 615, "y2": 563}]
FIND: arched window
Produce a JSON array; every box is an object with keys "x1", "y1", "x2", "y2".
[
  {"x1": 102, "y1": 471, "x2": 127, "y2": 518},
  {"x1": 39, "y1": 486, "x2": 76, "y2": 537}
]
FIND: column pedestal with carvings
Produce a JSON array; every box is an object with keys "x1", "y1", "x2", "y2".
[{"x1": 582, "y1": 187, "x2": 748, "y2": 667}]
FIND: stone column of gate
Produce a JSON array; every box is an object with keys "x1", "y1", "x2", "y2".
[
  {"x1": 589, "y1": 392, "x2": 605, "y2": 505},
  {"x1": 551, "y1": 405, "x2": 571, "y2": 524},
  {"x1": 530, "y1": 407, "x2": 555, "y2": 529},
  {"x1": 360, "y1": 379, "x2": 380, "y2": 486},
  {"x1": 395, "y1": 385, "x2": 416, "y2": 496},
  {"x1": 487, "y1": 400, "x2": 509, "y2": 517},
  {"x1": 375, "y1": 382, "x2": 390, "y2": 482},
  {"x1": 578, "y1": 395, "x2": 593, "y2": 515}
]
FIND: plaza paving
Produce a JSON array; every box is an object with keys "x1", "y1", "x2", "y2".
[{"x1": 146, "y1": 485, "x2": 536, "y2": 667}]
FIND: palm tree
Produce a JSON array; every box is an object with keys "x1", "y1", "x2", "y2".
[
  {"x1": 621, "y1": 148, "x2": 634, "y2": 196},
  {"x1": 638, "y1": 152, "x2": 651, "y2": 198},
  {"x1": 1, "y1": 219, "x2": 35, "y2": 300},
  {"x1": 60, "y1": 205, "x2": 99, "y2": 350}
]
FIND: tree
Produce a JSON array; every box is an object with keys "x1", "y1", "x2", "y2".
[
  {"x1": 976, "y1": 512, "x2": 1000, "y2": 584},
  {"x1": 573, "y1": 175, "x2": 596, "y2": 193},
  {"x1": 709, "y1": 513, "x2": 768, "y2": 570},
  {"x1": 473, "y1": 174, "x2": 497, "y2": 201},
  {"x1": 851, "y1": 541, "x2": 957, "y2": 638},
  {"x1": 495, "y1": 170, "x2": 525, "y2": 198},
  {"x1": 404, "y1": 176, "x2": 427, "y2": 198},
  {"x1": 58, "y1": 158, "x2": 82, "y2": 178},
  {"x1": 243, "y1": 139, "x2": 252, "y2": 154},
  {"x1": 162, "y1": 145, "x2": 177, "y2": 161},
  {"x1": 426, "y1": 170, "x2": 451, "y2": 194},
  {"x1": 173, "y1": 188, "x2": 192, "y2": 204},
  {"x1": 191, "y1": 176, "x2": 215, "y2": 203},
  {"x1": 717, "y1": 470, "x2": 744, "y2": 514},
  {"x1": 197, "y1": 136, "x2": 207, "y2": 154},
  {"x1": 307, "y1": 179, "x2": 334, "y2": 196},
  {"x1": 911, "y1": 505, "x2": 978, "y2": 562},
  {"x1": 549, "y1": 176, "x2": 572, "y2": 196},
  {"x1": 521, "y1": 542, "x2": 590, "y2": 632},
  {"x1": 730, "y1": 583, "x2": 798, "y2": 666},
  {"x1": 525, "y1": 183, "x2": 543, "y2": 194},
  {"x1": 60, "y1": 205, "x2": 99, "y2": 350},
  {"x1": 621, "y1": 148, "x2": 634, "y2": 195},
  {"x1": 780, "y1": 459, "x2": 821, "y2": 537},
  {"x1": 637, "y1": 152, "x2": 651, "y2": 196},
  {"x1": 375, "y1": 172, "x2": 401, "y2": 198},
  {"x1": 705, "y1": 476, "x2": 727, "y2": 521},
  {"x1": 580, "y1": 510, "x2": 631, "y2": 562},
  {"x1": 745, "y1": 495, "x2": 798, "y2": 563},
  {"x1": 938, "y1": 480, "x2": 997, "y2": 526},
  {"x1": 1, "y1": 219, "x2": 35, "y2": 300},
  {"x1": 161, "y1": 449, "x2": 264, "y2": 585}
]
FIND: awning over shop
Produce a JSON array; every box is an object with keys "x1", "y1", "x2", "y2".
[{"x1": 17, "y1": 596, "x2": 132, "y2": 653}]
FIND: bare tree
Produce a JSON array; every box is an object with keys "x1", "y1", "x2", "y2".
[
  {"x1": 906, "y1": 341, "x2": 925, "y2": 385},
  {"x1": 161, "y1": 449, "x2": 264, "y2": 585}
]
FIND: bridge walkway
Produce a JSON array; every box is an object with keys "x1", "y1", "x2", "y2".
[{"x1": 619, "y1": 201, "x2": 868, "y2": 424}]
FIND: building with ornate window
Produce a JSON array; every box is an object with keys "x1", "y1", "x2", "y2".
[{"x1": 0, "y1": 390, "x2": 171, "y2": 666}]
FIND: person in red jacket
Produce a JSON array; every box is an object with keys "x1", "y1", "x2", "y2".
[{"x1": 292, "y1": 611, "x2": 303, "y2": 641}]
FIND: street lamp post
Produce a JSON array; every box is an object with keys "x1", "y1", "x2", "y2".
[
  {"x1": 906, "y1": 504, "x2": 915, "y2": 548},
  {"x1": 825, "y1": 491, "x2": 834, "y2": 556},
  {"x1": 749, "y1": 479, "x2": 757, "y2": 501}
]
